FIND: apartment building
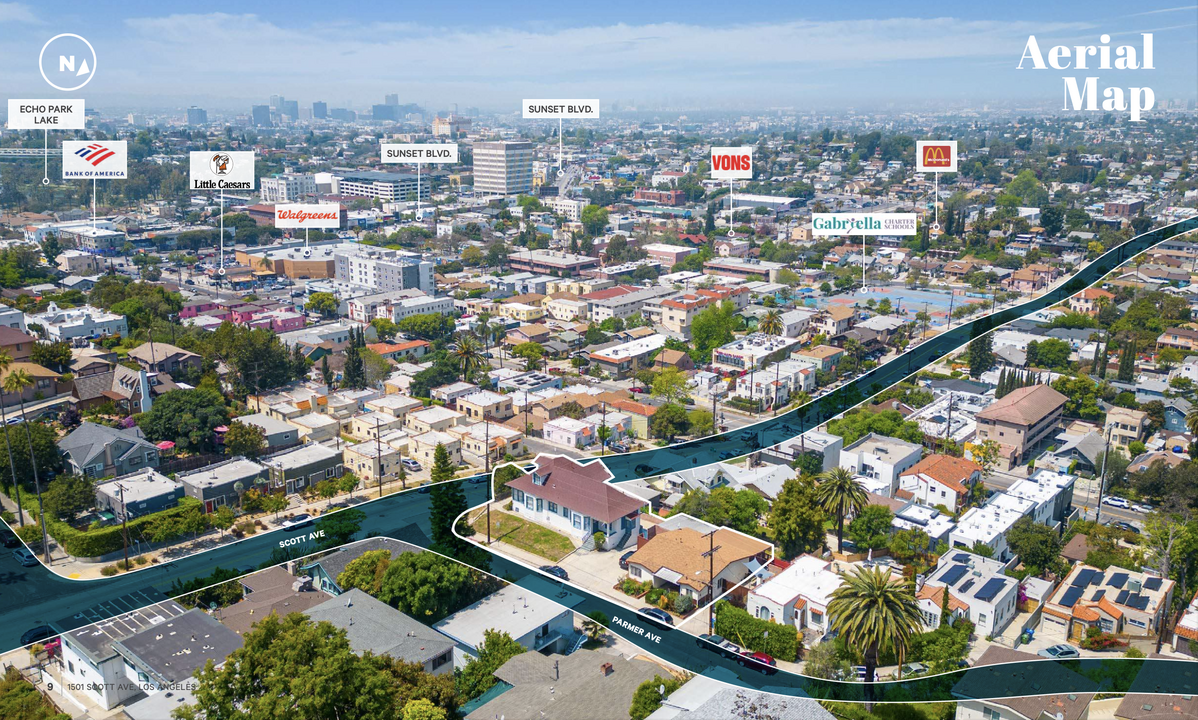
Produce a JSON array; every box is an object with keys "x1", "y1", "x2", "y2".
[
  {"x1": 333, "y1": 246, "x2": 435, "y2": 293},
  {"x1": 918, "y1": 551, "x2": 1019, "y2": 637},
  {"x1": 30, "y1": 303, "x2": 128, "y2": 342},
  {"x1": 838, "y1": 433, "x2": 923, "y2": 497},
  {"x1": 974, "y1": 384, "x2": 1067, "y2": 467},
  {"x1": 1104, "y1": 406, "x2": 1149, "y2": 453},
  {"x1": 336, "y1": 171, "x2": 428, "y2": 202},
  {"x1": 260, "y1": 173, "x2": 317, "y2": 202},
  {"x1": 473, "y1": 141, "x2": 534, "y2": 196},
  {"x1": 1041, "y1": 564, "x2": 1174, "y2": 643}
]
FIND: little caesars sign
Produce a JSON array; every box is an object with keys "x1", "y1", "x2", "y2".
[{"x1": 812, "y1": 213, "x2": 918, "y2": 236}]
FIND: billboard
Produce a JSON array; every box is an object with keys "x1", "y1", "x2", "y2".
[
  {"x1": 710, "y1": 146, "x2": 753, "y2": 180},
  {"x1": 812, "y1": 213, "x2": 919, "y2": 236},
  {"x1": 916, "y1": 141, "x2": 958, "y2": 173}
]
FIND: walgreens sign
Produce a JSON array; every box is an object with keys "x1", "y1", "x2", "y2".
[
  {"x1": 710, "y1": 146, "x2": 753, "y2": 180},
  {"x1": 274, "y1": 204, "x2": 342, "y2": 229}
]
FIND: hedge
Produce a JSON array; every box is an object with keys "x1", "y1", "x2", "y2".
[
  {"x1": 1, "y1": 480, "x2": 203, "y2": 558},
  {"x1": 712, "y1": 600, "x2": 799, "y2": 662}
]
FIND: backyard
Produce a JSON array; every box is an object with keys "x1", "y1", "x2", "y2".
[{"x1": 472, "y1": 509, "x2": 576, "y2": 561}]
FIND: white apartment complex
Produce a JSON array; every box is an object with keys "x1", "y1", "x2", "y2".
[
  {"x1": 260, "y1": 173, "x2": 317, "y2": 203},
  {"x1": 333, "y1": 246, "x2": 435, "y2": 294},
  {"x1": 30, "y1": 303, "x2": 128, "y2": 343}
]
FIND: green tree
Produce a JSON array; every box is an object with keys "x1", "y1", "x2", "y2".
[
  {"x1": 224, "y1": 420, "x2": 266, "y2": 458},
  {"x1": 451, "y1": 335, "x2": 487, "y2": 382},
  {"x1": 758, "y1": 309, "x2": 784, "y2": 336},
  {"x1": 1118, "y1": 340, "x2": 1137, "y2": 383},
  {"x1": 828, "y1": 566, "x2": 922, "y2": 706},
  {"x1": 320, "y1": 355, "x2": 334, "y2": 386},
  {"x1": 212, "y1": 504, "x2": 236, "y2": 538},
  {"x1": 401, "y1": 699, "x2": 446, "y2": 720},
  {"x1": 457, "y1": 630, "x2": 527, "y2": 701},
  {"x1": 370, "y1": 317, "x2": 400, "y2": 341},
  {"x1": 767, "y1": 477, "x2": 827, "y2": 558},
  {"x1": 629, "y1": 674, "x2": 685, "y2": 720},
  {"x1": 816, "y1": 466, "x2": 867, "y2": 554},
  {"x1": 136, "y1": 387, "x2": 229, "y2": 451},
  {"x1": 827, "y1": 410, "x2": 925, "y2": 446},
  {"x1": 30, "y1": 341, "x2": 72, "y2": 373},
  {"x1": 649, "y1": 402, "x2": 691, "y2": 441},
  {"x1": 1006, "y1": 516, "x2": 1063, "y2": 576},
  {"x1": 377, "y1": 551, "x2": 490, "y2": 622},
  {"x1": 848, "y1": 504, "x2": 893, "y2": 550},
  {"x1": 42, "y1": 474, "x2": 94, "y2": 521},
  {"x1": 305, "y1": 292, "x2": 339, "y2": 318},
  {"x1": 492, "y1": 463, "x2": 524, "y2": 499},
  {"x1": 342, "y1": 345, "x2": 366, "y2": 389},
  {"x1": 687, "y1": 409, "x2": 714, "y2": 438},
  {"x1": 511, "y1": 341, "x2": 544, "y2": 371},
  {"x1": 360, "y1": 349, "x2": 392, "y2": 387},
  {"x1": 315, "y1": 507, "x2": 365, "y2": 547},
  {"x1": 397, "y1": 313, "x2": 455, "y2": 342},
  {"x1": 967, "y1": 333, "x2": 994, "y2": 378},
  {"x1": 690, "y1": 300, "x2": 738, "y2": 363},
  {"x1": 580, "y1": 205, "x2": 610, "y2": 236},
  {"x1": 650, "y1": 367, "x2": 690, "y2": 405},
  {"x1": 172, "y1": 613, "x2": 401, "y2": 720},
  {"x1": 336, "y1": 548, "x2": 392, "y2": 596}
]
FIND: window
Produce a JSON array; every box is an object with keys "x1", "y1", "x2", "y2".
[
  {"x1": 982, "y1": 707, "x2": 1002, "y2": 720},
  {"x1": 560, "y1": 505, "x2": 571, "y2": 518},
  {"x1": 631, "y1": 566, "x2": 642, "y2": 578},
  {"x1": 431, "y1": 651, "x2": 451, "y2": 669},
  {"x1": 572, "y1": 513, "x2": 582, "y2": 530},
  {"x1": 513, "y1": 489, "x2": 523, "y2": 504},
  {"x1": 548, "y1": 501, "x2": 558, "y2": 513},
  {"x1": 810, "y1": 610, "x2": 823, "y2": 626},
  {"x1": 326, "y1": 467, "x2": 335, "y2": 478},
  {"x1": 758, "y1": 606, "x2": 770, "y2": 621}
]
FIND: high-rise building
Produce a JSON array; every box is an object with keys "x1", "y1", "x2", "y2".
[
  {"x1": 312, "y1": 101, "x2": 328, "y2": 119},
  {"x1": 282, "y1": 100, "x2": 299, "y2": 122},
  {"x1": 251, "y1": 105, "x2": 272, "y2": 127},
  {"x1": 269, "y1": 95, "x2": 284, "y2": 110},
  {"x1": 372, "y1": 104, "x2": 399, "y2": 122},
  {"x1": 432, "y1": 114, "x2": 471, "y2": 138},
  {"x1": 385, "y1": 93, "x2": 399, "y2": 106},
  {"x1": 329, "y1": 108, "x2": 356, "y2": 122},
  {"x1": 473, "y1": 141, "x2": 534, "y2": 196},
  {"x1": 185, "y1": 106, "x2": 207, "y2": 125},
  {"x1": 260, "y1": 174, "x2": 317, "y2": 203}
]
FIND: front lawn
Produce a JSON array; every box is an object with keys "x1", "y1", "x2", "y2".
[{"x1": 473, "y1": 510, "x2": 576, "y2": 561}]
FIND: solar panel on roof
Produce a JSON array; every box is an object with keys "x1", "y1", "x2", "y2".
[
  {"x1": 1090, "y1": 572, "x2": 1104, "y2": 586},
  {"x1": 940, "y1": 565, "x2": 968, "y2": 586},
  {"x1": 959, "y1": 579, "x2": 975, "y2": 594},
  {"x1": 1144, "y1": 577, "x2": 1163, "y2": 591},
  {"x1": 1059, "y1": 586, "x2": 1084, "y2": 608},
  {"x1": 952, "y1": 554, "x2": 971, "y2": 563},
  {"x1": 1116, "y1": 590, "x2": 1131, "y2": 605},
  {"x1": 1091, "y1": 589, "x2": 1106, "y2": 602},
  {"x1": 1128, "y1": 594, "x2": 1151, "y2": 611},
  {"x1": 1107, "y1": 573, "x2": 1128, "y2": 588},
  {"x1": 1072, "y1": 568, "x2": 1096, "y2": 586},
  {"x1": 975, "y1": 578, "x2": 1007, "y2": 602}
]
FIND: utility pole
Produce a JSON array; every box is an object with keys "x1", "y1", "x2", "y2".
[
  {"x1": 118, "y1": 483, "x2": 129, "y2": 569},
  {"x1": 1094, "y1": 426, "x2": 1113, "y2": 524},
  {"x1": 375, "y1": 417, "x2": 384, "y2": 498},
  {"x1": 701, "y1": 529, "x2": 722, "y2": 634}
]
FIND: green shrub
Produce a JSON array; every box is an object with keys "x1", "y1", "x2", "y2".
[
  {"x1": 15, "y1": 523, "x2": 42, "y2": 545},
  {"x1": 673, "y1": 594, "x2": 694, "y2": 615},
  {"x1": 0, "y1": 510, "x2": 13, "y2": 524},
  {"x1": 712, "y1": 600, "x2": 799, "y2": 662},
  {"x1": 100, "y1": 565, "x2": 119, "y2": 576},
  {"x1": 134, "y1": 555, "x2": 149, "y2": 565},
  {"x1": 1125, "y1": 646, "x2": 1146, "y2": 658},
  {"x1": 592, "y1": 531, "x2": 606, "y2": 548},
  {"x1": 33, "y1": 497, "x2": 204, "y2": 558}
]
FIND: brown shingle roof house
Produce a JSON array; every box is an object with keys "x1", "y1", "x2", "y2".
[{"x1": 506, "y1": 455, "x2": 646, "y2": 548}]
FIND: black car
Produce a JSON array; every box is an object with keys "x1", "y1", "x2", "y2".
[
  {"x1": 1112, "y1": 520, "x2": 1141, "y2": 534},
  {"x1": 0, "y1": 528, "x2": 19, "y2": 548},
  {"x1": 608, "y1": 442, "x2": 630, "y2": 454},
  {"x1": 619, "y1": 550, "x2": 636, "y2": 570},
  {"x1": 468, "y1": 475, "x2": 487, "y2": 484},
  {"x1": 539, "y1": 565, "x2": 569, "y2": 581},
  {"x1": 20, "y1": 625, "x2": 56, "y2": 645},
  {"x1": 637, "y1": 607, "x2": 673, "y2": 626}
]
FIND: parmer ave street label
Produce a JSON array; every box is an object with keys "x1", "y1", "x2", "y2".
[
  {"x1": 522, "y1": 99, "x2": 600, "y2": 119},
  {"x1": 610, "y1": 614, "x2": 662, "y2": 643},
  {"x1": 8, "y1": 99, "x2": 85, "y2": 129}
]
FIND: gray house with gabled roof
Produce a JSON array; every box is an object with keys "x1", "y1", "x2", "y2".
[
  {"x1": 305, "y1": 588, "x2": 455, "y2": 675},
  {"x1": 58, "y1": 421, "x2": 160, "y2": 479}
]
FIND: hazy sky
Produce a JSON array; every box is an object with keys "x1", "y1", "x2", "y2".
[{"x1": 0, "y1": 1, "x2": 1194, "y2": 115}]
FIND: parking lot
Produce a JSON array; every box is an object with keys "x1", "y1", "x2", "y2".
[{"x1": 558, "y1": 546, "x2": 642, "y2": 608}]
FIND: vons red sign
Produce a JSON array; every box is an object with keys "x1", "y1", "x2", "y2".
[{"x1": 710, "y1": 146, "x2": 753, "y2": 180}]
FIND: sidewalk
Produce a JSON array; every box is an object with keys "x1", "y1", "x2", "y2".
[{"x1": 3, "y1": 468, "x2": 456, "y2": 581}]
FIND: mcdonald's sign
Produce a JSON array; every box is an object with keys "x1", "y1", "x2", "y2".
[{"x1": 916, "y1": 141, "x2": 957, "y2": 173}]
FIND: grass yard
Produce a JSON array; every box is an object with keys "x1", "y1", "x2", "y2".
[{"x1": 473, "y1": 510, "x2": 576, "y2": 561}]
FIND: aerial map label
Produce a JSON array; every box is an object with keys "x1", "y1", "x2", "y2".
[
  {"x1": 916, "y1": 141, "x2": 958, "y2": 173},
  {"x1": 275, "y1": 203, "x2": 341, "y2": 229},
  {"x1": 381, "y1": 143, "x2": 459, "y2": 163},
  {"x1": 522, "y1": 99, "x2": 600, "y2": 118},
  {"x1": 62, "y1": 140, "x2": 127, "y2": 178},
  {"x1": 189, "y1": 150, "x2": 255, "y2": 190},
  {"x1": 7, "y1": 99, "x2": 85, "y2": 129},
  {"x1": 710, "y1": 146, "x2": 754, "y2": 180},
  {"x1": 812, "y1": 213, "x2": 918, "y2": 236}
]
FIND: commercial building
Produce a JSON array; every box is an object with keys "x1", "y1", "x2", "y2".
[
  {"x1": 260, "y1": 173, "x2": 316, "y2": 203},
  {"x1": 177, "y1": 456, "x2": 266, "y2": 513},
  {"x1": 472, "y1": 141, "x2": 534, "y2": 196},
  {"x1": 703, "y1": 256, "x2": 783, "y2": 282},
  {"x1": 506, "y1": 248, "x2": 600, "y2": 277},
  {"x1": 59, "y1": 225, "x2": 125, "y2": 254},
  {"x1": 261, "y1": 443, "x2": 343, "y2": 495},
  {"x1": 588, "y1": 333, "x2": 667, "y2": 379},
  {"x1": 711, "y1": 333, "x2": 802, "y2": 373},
  {"x1": 333, "y1": 246, "x2": 435, "y2": 293},
  {"x1": 642, "y1": 243, "x2": 696, "y2": 267},
  {"x1": 546, "y1": 195, "x2": 590, "y2": 221},
  {"x1": 336, "y1": 171, "x2": 428, "y2": 202}
]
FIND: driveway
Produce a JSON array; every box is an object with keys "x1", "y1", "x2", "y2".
[{"x1": 558, "y1": 546, "x2": 642, "y2": 608}]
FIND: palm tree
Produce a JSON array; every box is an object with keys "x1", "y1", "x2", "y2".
[
  {"x1": 827, "y1": 566, "x2": 923, "y2": 706},
  {"x1": 4, "y1": 369, "x2": 48, "y2": 562},
  {"x1": 914, "y1": 311, "x2": 931, "y2": 341},
  {"x1": 815, "y1": 466, "x2": 866, "y2": 554},
  {"x1": 0, "y1": 351, "x2": 22, "y2": 526},
  {"x1": 452, "y1": 335, "x2": 487, "y2": 382},
  {"x1": 758, "y1": 309, "x2": 783, "y2": 337},
  {"x1": 843, "y1": 338, "x2": 865, "y2": 373},
  {"x1": 1186, "y1": 406, "x2": 1198, "y2": 439}
]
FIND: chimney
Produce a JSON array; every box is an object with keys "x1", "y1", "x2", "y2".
[{"x1": 600, "y1": 662, "x2": 613, "y2": 677}]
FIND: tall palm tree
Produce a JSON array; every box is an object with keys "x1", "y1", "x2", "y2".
[
  {"x1": 0, "y1": 351, "x2": 22, "y2": 526},
  {"x1": 758, "y1": 309, "x2": 783, "y2": 337},
  {"x1": 815, "y1": 466, "x2": 866, "y2": 554},
  {"x1": 452, "y1": 335, "x2": 487, "y2": 382},
  {"x1": 843, "y1": 338, "x2": 865, "y2": 373},
  {"x1": 4, "y1": 369, "x2": 48, "y2": 561},
  {"x1": 827, "y1": 566, "x2": 923, "y2": 706}
]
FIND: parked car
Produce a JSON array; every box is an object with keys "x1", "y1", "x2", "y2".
[
  {"x1": 738, "y1": 650, "x2": 778, "y2": 673},
  {"x1": 1112, "y1": 520, "x2": 1141, "y2": 534},
  {"x1": 20, "y1": 625, "x2": 56, "y2": 645},
  {"x1": 468, "y1": 474, "x2": 487, "y2": 484},
  {"x1": 637, "y1": 607, "x2": 674, "y2": 626},
  {"x1": 0, "y1": 528, "x2": 19, "y2": 549},
  {"x1": 1102, "y1": 496, "x2": 1130, "y2": 509},
  {"x1": 402, "y1": 458, "x2": 422, "y2": 472},
  {"x1": 1038, "y1": 644, "x2": 1080, "y2": 659},
  {"x1": 900, "y1": 662, "x2": 929, "y2": 677},
  {"x1": 608, "y1": 442, "x2": 630, "y2": 454},
  {"x1": 281, "y1": 514, "x2": 313, "y2": 530},
  {"x1": 1132, "y1": 503, "x2": 1154, "y2": 514},
  {"x1": 629, "y1": 387, "x2": 647, "y2": 394},
  {"x1": 852, "y1": 666, "x2": 877, "y2": 682},
  {"x1": 619, "y1": 550, "x2": 636, "y2": 570},
  {"x1": 12, "y1": 547, "x2": 37, "y2": 567},
  {"x1": 697, "y1": 634, "x2": 742, "y2": 658},
  {"x1": 539, "y1": 565, "x2": 569, "y2": 581}
]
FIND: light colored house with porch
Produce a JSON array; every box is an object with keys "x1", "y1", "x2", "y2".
[
  {"x1": 508, "y1": 454, "x2": 646, "y2": 549},
  {"x1": 745, "y1": 554, "x2": 842, "y2": 635},
  {"x1": 543, "y1": 416, "x2": 595, "y2": 449},
  {"x1": 626, "y1": 519, "x2": 772, "y2": 604}
]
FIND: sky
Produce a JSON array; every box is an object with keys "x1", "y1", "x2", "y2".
[{"x1": 0, "y1": 1, "x2": 1194, "y2": 116}]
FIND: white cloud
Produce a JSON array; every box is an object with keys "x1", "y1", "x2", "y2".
[{"x1": 0, "y1": 3, "x2": 39, "y2": 24}]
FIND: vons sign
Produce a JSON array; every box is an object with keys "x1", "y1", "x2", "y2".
[
  {"x1": 710, "y1": 146, "x2": 753, "y2": 180},
  {"x1": 916, "y1": 141, "x2": 958, "y2": 173}
]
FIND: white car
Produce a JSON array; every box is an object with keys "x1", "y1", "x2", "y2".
[
  {"x1": 1132, "y1": 503, "x2": 1154, "y2": 514},
  {"x1": 12, "y1": 547, "x2": 37, "y2": 567},
  {"x1": 1102, "y1": 496, "x2": 1130, "y2": 509}
]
